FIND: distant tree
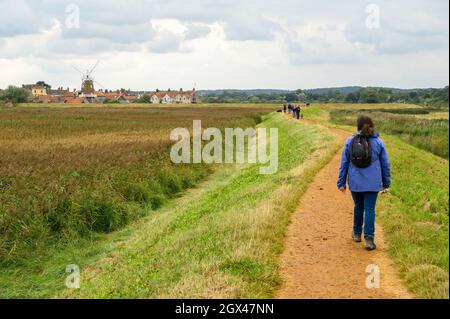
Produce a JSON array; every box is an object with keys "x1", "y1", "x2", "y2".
[
  {"x1": 136, "y1": 94, "x2": 151, "y2": 103},
  {"x1": 0, "y1": 86, "x2": 31, "y2": 104},
  {"x1": 408, "y1": 91, "x2": 420, "y2": 103},
  {"x1": 358, "y1": 88, "x2": 379, "y2": 103},
  {"x1": 345, "y1": 92, "x2": 358, "y2": 103},
  {"x1": 285, "y1": 92, "x2": 298, "y2": 102},
  {"x1": 248, "y1": 96, "x2": 260, "y2": 103},
  {"x1": 298, "y1": 92, "x2": 307, "y2": 101},
  {"x1": 35, "y1": 81, "x2": 51, "y2": 89}
]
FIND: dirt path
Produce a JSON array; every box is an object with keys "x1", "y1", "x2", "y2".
[{"x1": 276, "y1": 119, "x2": 411, "y2": 299}]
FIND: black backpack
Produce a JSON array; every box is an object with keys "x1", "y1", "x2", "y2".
[{"x1": 349, "y1": 135, "x2": 372, "y2": 168}]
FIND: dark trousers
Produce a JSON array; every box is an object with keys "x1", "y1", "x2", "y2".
[{"x1": 351, "y1": 191, "x2": 378, "y2": 239}]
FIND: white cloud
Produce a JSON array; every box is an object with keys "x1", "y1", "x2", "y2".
[
  {"x1": 147, "y1": 30, "x2": 184, "y2": 53},
  {"x1": 184, "y1": 23, "x2": 211, "y2": 40}
]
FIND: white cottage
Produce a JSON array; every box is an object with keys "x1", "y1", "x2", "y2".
[{"x1": 150, "y1": 89, "x2": 197, "y2": 104}]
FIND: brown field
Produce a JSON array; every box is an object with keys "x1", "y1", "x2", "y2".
[{"x1": 0, "y1": 104, "x2": 276, "y2": 265}]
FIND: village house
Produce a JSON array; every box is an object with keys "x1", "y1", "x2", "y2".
[
  {"x1": 22, "y1": 84, "x2": 47, "y2": 97},
  {"x1": 34, "y1": 87, "x2": 76, "y2": 103},
  {"x1": 32, "y1": 87, "x2": 47, "y2": 96},
  {"x1": 118, "y1": 94, "x2": 137, "y2": 103},
  {"x1": 150, "y1": 88, "x2": 197, "y2": 104},
  {"x1": 48, "y1": 87, "x2": 72, "y2": 97},
  {"x1": 95, "y1": 91, "x2": 107, "y2": 103}
]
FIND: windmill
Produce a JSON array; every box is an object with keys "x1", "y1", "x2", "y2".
[{"x1": 71, "y1": 61, "x2": 104, "y2": 102}]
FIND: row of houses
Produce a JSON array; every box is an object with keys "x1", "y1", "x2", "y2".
[
  {"x1": 150, "y1": 89, "x2": 197, "y2": 104},
  {"x1": 22, "y1": 83, "x2": 197, "y2": 104}
]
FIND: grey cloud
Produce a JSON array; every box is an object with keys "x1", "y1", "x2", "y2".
[
  {"x1": 285, "y1": 30, "x2": 356, "y2": 65},
  {"x1": 184, "y1": 23, "x2": 211, "y2": 40},
  {"x1": 344, "y1": 0, "x2": 449, "y2": 55},
  {"x1": 224, "y1": 14, "x2": 281, "y2": 41},
  {"x1": 345, "y1": 24, "x2": 449, "y2": 55},
  {"x1": 61, "y1": 22, "x2": 155, "y2": 44},
  {"x1": 145, "y1": 20, "x2": 212, "y2": 53},
  {"x1": 0, "y1": 0, "x2": 51, "y2": 37},
  {"x1": 147, "y1": 31, "x2": 183, "y2": 53},
  {"x1": 0, "y1": 0, "x2": 280, "y2": 42},
  {"x1": 47, "y1": 38, "x2": 142, "y2": 56}
]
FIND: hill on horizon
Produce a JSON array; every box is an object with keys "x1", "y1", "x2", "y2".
[{"x1": 196, "y1": 86, "x2": 446, "y2": 96}]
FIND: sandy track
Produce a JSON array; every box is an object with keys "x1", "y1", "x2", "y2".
[{"x1": 276, "y1": 121, "x2": 411, "y2": 299}]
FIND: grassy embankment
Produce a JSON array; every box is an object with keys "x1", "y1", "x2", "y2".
[{"x1": 303, "y1": 103, "x2": 449, "y2": 299}]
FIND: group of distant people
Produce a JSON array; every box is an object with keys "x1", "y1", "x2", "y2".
[{"x1": 283, "y1": 103, "x2": 302, "y2": 120}]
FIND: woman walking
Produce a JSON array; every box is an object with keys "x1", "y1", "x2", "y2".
[{"x1": 337, "y1": 115, "x2": 391, "y2": 250}]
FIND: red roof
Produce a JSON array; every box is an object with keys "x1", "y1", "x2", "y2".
[
  {"x1": 63, "y1": 91, "x2": 74, "y2": 97},
  {"x1": 104, "y1": 92, "x2": 119, "y2": 99},
  {"x1": 65, "y1": 97, "x2": 84, "y2": 104},
  {"x1": 37, "y1": 95, "x2": 60, "y2": 103}
]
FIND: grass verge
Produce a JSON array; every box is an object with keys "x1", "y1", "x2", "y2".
[{"x1": 377, "y1": 135, "x2": 449, "y2": 298}]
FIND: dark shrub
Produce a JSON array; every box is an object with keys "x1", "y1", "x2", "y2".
[
  {"x1": 80, "y1": 200, "x2": 126, "y2": 233},
  {"x1": 122, "y1": 183, "x2": 151, "y2": 204}
]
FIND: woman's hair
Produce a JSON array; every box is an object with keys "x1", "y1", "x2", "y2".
[{"x1": 357, "y1": 115, "x2": 375, "y2": 137}]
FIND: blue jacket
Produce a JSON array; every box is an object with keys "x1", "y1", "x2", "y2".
[{"x1": 337, "y1": 131, "x2": 391, "y2": 192}]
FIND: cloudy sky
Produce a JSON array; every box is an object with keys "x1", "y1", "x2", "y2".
[{"x1": 0, "y1": 0, "x2": 448, "y2": 90}]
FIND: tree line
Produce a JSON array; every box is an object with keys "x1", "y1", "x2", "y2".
[{"x1": 200, "y1": 86, "x2": 449, "y2": 108}]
